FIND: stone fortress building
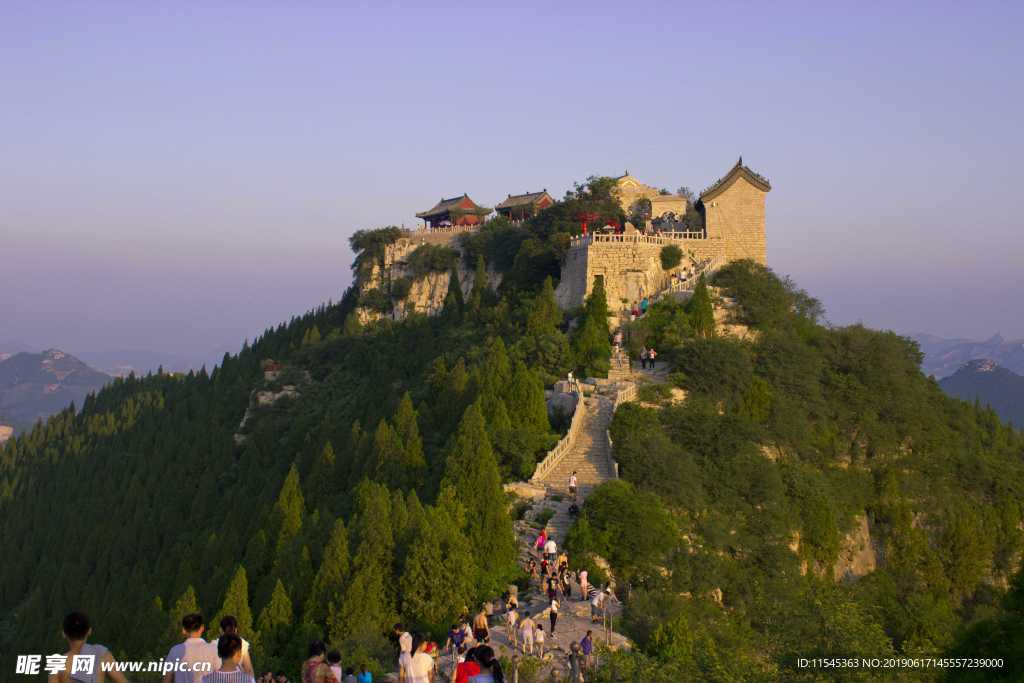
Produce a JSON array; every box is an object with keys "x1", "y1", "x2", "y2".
[
  {"x1": 556, "y1": 159, "x2": 771, "y2": 308},
  {"x1": 358, "y1": 159, "x2": 770, "y2": 319}
]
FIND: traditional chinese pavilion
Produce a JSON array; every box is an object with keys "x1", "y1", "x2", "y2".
[
  {"x1": 415, "y1": 194, "x2": 491, "y2": 228},
  {"x1": 494, "y1": 190, "x2": 554, "y2": 221}
]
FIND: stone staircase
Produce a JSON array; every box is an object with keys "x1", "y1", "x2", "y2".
[
  {"x1": 607, "y1": 351, "x2": 632, "y2": 382},
  {"x1": 537, "y1": 394, "x2": 616, "y2": 544}
]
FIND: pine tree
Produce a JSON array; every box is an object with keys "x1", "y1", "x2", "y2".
[
  {"x1": 400, "y1": 488, "x2": 476, "y2": 626},
  {"x1": 687, "y1": 275, "x2": 715, "y2": 338},
  {"x1": 440, "y1": 401, "x2": 516, "y2": 592},
  {"x1": 214, "y1": 566, "x2": 254, "y2": 638},
  {"x1": 507, "y1": 361, "x2": 551, "y2": 436},
  {"x1": 256, "y1": 579, "x2": 294, "y2": 671},
  {"x1": 272, "y1": 465, "x2": 305, "y2": 558},
  {"x1": 469, "y1": 254, "x2": 490, "y2": 314},
  {"x1": 309, "y1": 441, "x2": 338, "y2": 506},
  {"x1": 392, "y1": 393, "x2": 426, "y2": 484},
  {"x1": 342, "y1": 311, "x2": 362, "y2": 336},
  {"x1": 572, "y1": 277, "x2": 612, "y2": 377},
  {"x1": 483, "y1": 337, "x2": 513, "y2": 392},
  {"x1": 164, "y1": 585, "x2": 199, "y2": 648},
  {"x1": 370, "y1": 419, "x2": 408, "y2": 490},
  {"x1": 441, "y1": 268, "x2": 464, "y2": 323},
  {"x1": 526, "y1": 276, "x2": 562, "y2": 332},
  {"x1": 329, "y1": 482, "x2": 394, "y2": 650}
]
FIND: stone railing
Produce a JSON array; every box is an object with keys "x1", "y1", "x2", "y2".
[
  {"x1": 568, "y1": 231, "x2": 707, "y2": 249},
  {"x1": 531, "y1": 389, "x2": 585, "y2": 483},
  {"x1": 652, "y1": 256, "x2": 724, "y2": 300},
  {"x1": 404, "y1": 224, "x2": 481, "y2": 236},
  {"x1": 606, "y1": 382, "x2": 638, "y2": 479}
]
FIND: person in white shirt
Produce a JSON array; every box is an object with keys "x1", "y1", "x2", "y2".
[
  {"x1": 202, "y1": 634, "x2": 255, "y2": 683},
  {"x1": 534, "y1": 624, "x2": 546, "y2": 657},
  {"x1": 578, "y1": 569, "x2": 589, "y2": 601},
  {"x1": 568, "y1": 472, "x2": 578, "y2": 499},
  {"x1": 49, "y1": 612, "x2": 128, "y2": 683},
  {"x1": 326, "y1": 651, "x2": 342, "y2": 683},
  {"x1": 543, "y1": 538, "x2": 557, "y2": 564},
  {"x1": 164, "y1": 614, "x2": 222, "y2": 683},
  {"x1": 590, "y1": 591, "x2": 604, "y2": 623},
  {"x1": 518, "y1": 612, "x2": 535, "y2": 655},
  {"x1": 397, "y1": 634, "x2": 433, "y2": 683},
  {"x1": 210, "y1": 616, "x2": 253, "y2": 675},
  {"x1": 505, "y1": 607, "x2": 519, "y2": 649},
  {"x1": 394, "y1": 622, "x2": 412, "y2": 668},
  {"x1": 547, "y1": 599, "x2": 559, "y2": 636}
]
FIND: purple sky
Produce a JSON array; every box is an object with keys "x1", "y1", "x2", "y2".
[{"x1": 2, "y1": 1, "x2": 1022, "y2": 357}]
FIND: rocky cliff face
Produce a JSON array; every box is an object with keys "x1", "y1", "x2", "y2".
[
  {"x1": 354, "y1": 235, "x2": 500, "y2": 323},
  {"x1": 833, "y1": 513, "x2": 880, "y2": 582}
]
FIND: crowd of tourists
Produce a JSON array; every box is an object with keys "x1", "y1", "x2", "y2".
[{"x1": 44, "y1": 478, "x2": 616, "y2": 682}]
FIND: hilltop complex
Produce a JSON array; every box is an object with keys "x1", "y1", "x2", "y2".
[{"x1": 356, "y1": 159, "x2": 771, "y2": 320}]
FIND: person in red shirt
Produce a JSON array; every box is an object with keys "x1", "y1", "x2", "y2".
[{"x1": 452, "y1": 646, "x2": 481, "y2": 683}]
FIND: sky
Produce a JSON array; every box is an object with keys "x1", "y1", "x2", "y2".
[{"x1": 2, "y1": 1, "x2": 1022, "y2": 358}]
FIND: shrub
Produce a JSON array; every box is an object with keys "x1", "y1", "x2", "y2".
[
  {"x1": 672, "y1": 337, "x2": 754, "y2": 410},
  {"x1": 359, "y1": 288, "x2": 391, "y2": 312},
  {"x1": 350, "y1": 226, "x2": 404, "y2": 276},
  {"x1": 660, "y1": 244, "x2": 683, "y2": 270},
  {"x1": 389, "y1": 277, "x2": 412, "y2": 300},
  {"x1": 534, "y1": 508, "x2": 556, "y2": 527},
  {"x1": 638, "y1": 382, "x2": 674, "y2": 404},
  {"x1": 405, "y1": 244, "x2": 459, "y2": 278}
]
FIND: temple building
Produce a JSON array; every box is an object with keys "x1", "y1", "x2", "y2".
[
  {"x1": 494, "y1": 190, "x2": 555, "y2": 221},
  {"x1": 696, "y1": 157, "x2": 771, "y2": 264},
  {"x1": 614, "y1": 172, "x2": 688, "y2": 220},
  {"x1": 416, "y1": 194, "x2": 491, "y2": 228}
]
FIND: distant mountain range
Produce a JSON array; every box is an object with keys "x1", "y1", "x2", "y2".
[
  {"x1": 1, "y1": 340, "x2": 232, "y2": 378},
  {"x1": 74, "y1": 349, "x2": 213, "y2": 377},
  {"x1": 0, "y1": 349, "x2": 111, "y2": 438},
  {"x1": 912, "y1": 333, "x2": 1024, "y2": 379},
  {"x1": 939, "y1": 359, "x2": 1024, "y2": 427}
]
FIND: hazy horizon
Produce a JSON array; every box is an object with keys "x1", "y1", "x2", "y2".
[{"x1": 3, "y1": 1, "x2": 1022, "y2": 356}]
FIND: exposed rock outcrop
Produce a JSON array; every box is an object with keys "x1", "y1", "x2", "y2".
[
  {"x1": 833, "y1": 513, "x2": 880, "y2": 583},
  {"x1": 354, "y1": 235, "x2": 502, "y2": 324}
]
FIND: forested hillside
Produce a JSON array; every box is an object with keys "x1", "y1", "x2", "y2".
[
  {"x1": 568, "y1": 261, "x2": 1024, "y2": 680},
  {"x1": 0, "y1": 178, "x2": 622, "y2": 677},
  {"x1": 2, "y1": 178, "x2": 1023, "y2": 681}
]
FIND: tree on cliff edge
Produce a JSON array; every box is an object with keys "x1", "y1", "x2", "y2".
[{"x1": 572, "y1": 276, "x2": 612, "y2": 377}]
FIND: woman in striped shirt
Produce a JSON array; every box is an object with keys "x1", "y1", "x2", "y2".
[{"x1": 202, "y1": 634, "x2": 256, "y2": 683}]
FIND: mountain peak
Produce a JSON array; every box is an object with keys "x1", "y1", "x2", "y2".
[{"x1": 963, "y1": 358, "x2": 999, "y2": 373}]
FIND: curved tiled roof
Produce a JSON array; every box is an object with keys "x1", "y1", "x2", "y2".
[
  {"x1": 416, "y1": 194, "x2": 490, "y2": 218},
  {"x1": 699, "y1": 157, "x2": 771, "y2": 201},
  {"x1": 495, "y1": 190, "x2": 552, "y2": 209}
]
